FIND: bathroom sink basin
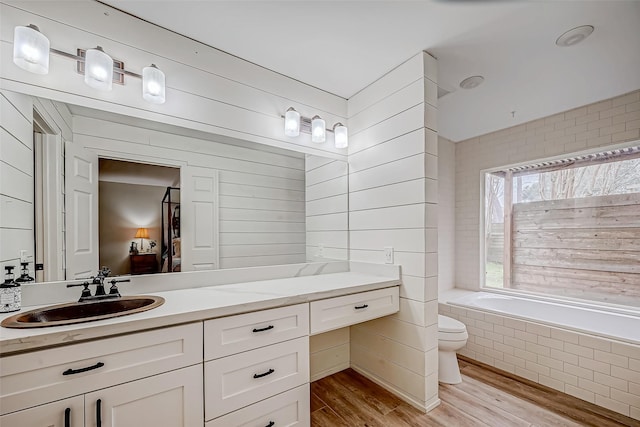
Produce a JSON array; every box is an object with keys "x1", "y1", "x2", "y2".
[{"x1": 0, "y1": 296, "x2": 165, "y2": 328}]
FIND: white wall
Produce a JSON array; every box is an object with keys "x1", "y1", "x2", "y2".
[
  {"x1": 347, "y1": 52, "x2": 440, "y2": 411},
  {"x1": 437, "y1": 137, "x2": 455, "y2": 294},
  {"x1": 73, "y1": 115, "x2": 308, "y2": 270},
  {"x1": 0, "y1": 90, "x2": 33, "y2": 276},
  {"x1": 455, "y1": 90, "x2": 640, "y2": 290},
  {"x1": 0, "y1": 1, "x2": 347, "y2": 160}
]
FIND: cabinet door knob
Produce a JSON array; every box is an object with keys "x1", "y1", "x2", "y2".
[
  {"x1": 63, "y1": 361, "x2": 105, "y2": 376},
  {"x1": 96, "y1": 399, "x2": 102, "y2": 427},
  {"x1": 64, "y1": 407, "x2": 71, "y2": 427},
  {"x1": 253, "y1": 368, "x2": 275, "y2": 379},
  {"x1": 252, "y1": 325, "x2": 274, "y2": 333}
]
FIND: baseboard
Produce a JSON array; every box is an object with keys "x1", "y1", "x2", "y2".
[
  {"x1": 310, "y1": 362, "x2": 350, "y2": 382},
  {"x1": 350, "y1": 364, "x2": 441, "y2": 413}
]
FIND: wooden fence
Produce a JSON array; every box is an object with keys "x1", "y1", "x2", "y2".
[{"x1": 510, "y1": 193, "x2": 640, "y2": 305}]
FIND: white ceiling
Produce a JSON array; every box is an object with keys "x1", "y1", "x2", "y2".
[{"x1": 102, "y1": 1, "x2": 640, "y2": 141}]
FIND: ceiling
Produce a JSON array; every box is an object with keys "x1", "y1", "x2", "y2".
[{"x1": 101, "y1": 1, "x2": 640, "y2": 142}]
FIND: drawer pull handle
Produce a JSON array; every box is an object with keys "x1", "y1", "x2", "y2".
[
  {"x1": 96, "y1": 399, "x2": 102, "y2": 427},
  {"x1": 355, "y1": 304, "x2": 369, "y2": 310},
  {"x1": 64, "y1": 407, "x2": 71, "y2": 427},
  {"x1": 253, "y1": 368, "x2": 275, "y2": 379},
  {"x1": 253, "y1": 325, "x2": 275, "y2": 333},
  {"x1": 265, "y1": 421, "x2": 275, "y2": 427},
  {"x1": 63, "y1": 362, "x2": 105, "y2": 376}
]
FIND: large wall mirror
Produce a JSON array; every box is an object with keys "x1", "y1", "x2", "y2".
[{"x1": 0, "y1": 92, "x2": 348, "y2": 284}]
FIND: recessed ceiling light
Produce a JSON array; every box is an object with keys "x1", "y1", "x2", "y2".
[
  {"x1": 556, "y1": 25, "x2": 594, "y2": 47},
  {"x1": 459, "y1": 75, "x2": 484, "y2": 90}
]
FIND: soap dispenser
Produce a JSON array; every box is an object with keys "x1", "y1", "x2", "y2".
[
  {"x1": 15, "y1": 262, "x2": 35, "y2": 283},
  {"x1": 0, "y1": 265, "x2": 21, "y2": 313}
]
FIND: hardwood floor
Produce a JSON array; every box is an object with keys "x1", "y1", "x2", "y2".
[{"x1": 310, "y1": 359, "x2": 640, "y2": 427}]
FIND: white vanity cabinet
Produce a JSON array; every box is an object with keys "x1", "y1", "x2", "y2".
[
  {"x1": 0, "y1": 323, "x2": 203, "y2": 426},
  {"x1": 204, "y1": 303, "x2": 310, "y2": 425}
]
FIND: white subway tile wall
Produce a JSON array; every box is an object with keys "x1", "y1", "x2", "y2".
[
  {"x1": 439, "y1": 303, "x2": 640, "y2": 419},
  {"x1": 455, "y1": 90, "x2": 640, "y2": 290}
]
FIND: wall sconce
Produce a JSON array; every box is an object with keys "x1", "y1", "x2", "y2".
[
  {"x1": 12, "y1": 24, "x2": 167, "y2": 104},
  {"x1": 282, "y1": 107, "x2": 348, "y2": 148}
]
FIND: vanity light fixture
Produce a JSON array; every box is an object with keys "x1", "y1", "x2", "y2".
[
  {"x1": 333, "y1": 123, "x2": 348, "y2": 149},
  {"x1": 13, "y1": 24, "x2": 50, "y2": 75},
  {"x1": 11, "y1": 24, "x2": 167, "y2": 103},
  {"x1": 311, "y1": 115, "x2": 326, "y2": 143},
  {"x1": 282, "y1": 108, "x2": 348, "y2": 148},
  {"x1": 284, "y1": 107, "x2": 301, "y2": 137},
  {"x1": 84, "y1": 46, "x2": 113, "y2": 91},
  {"x1": 142, "y1": 64, "x2": 166, "y2": 104}
]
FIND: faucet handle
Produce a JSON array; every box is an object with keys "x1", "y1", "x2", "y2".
[{"x1": 108, "y1": 278, "x2": 130, "y2": 296}]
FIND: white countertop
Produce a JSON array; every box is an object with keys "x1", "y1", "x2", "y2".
[{"x1": 0, "y1": 271, "x2": 400, "y2": 356}]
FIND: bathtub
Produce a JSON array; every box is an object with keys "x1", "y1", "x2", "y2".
[
  {"x1": 442, "y1": 291, "x2": 640, "y2": 419},
  {"x1": 449, "y1": 291, "x2": 640, "y2": 345}
]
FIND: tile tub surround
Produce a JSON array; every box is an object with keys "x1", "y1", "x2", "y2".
[
  {"x1": 439, "y1": 303, "x2": 640, "y2": 420},
  {"x1": 455, "y1": 89, "x2": 640, "y2": 292}
]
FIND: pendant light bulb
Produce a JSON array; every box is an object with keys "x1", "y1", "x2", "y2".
[
  {"x1": 333, "y1": 123, "x2": 348, "y2": 148},
  {"x1": 311, "y1": 115, "x2": 326, "y2": 143},
  {"x1": 84, "y1": 46, "x2": 113, "y2": 91},
  {"x1": 142, "y1": 64, "x2": 166, "y2": 104},
  {"x1": 13, "y1": 24, "x2": 50, "y2": 75},
  {"x1": 284, "y1": 107, "x2": 301, "y2": 137}
]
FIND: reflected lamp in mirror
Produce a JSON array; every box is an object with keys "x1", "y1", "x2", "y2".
[{"x1": 134, "y1": 227, "x2": 150, "y2": 251}]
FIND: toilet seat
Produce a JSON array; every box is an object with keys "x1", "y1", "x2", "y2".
[
  {"x1": 438, "y1": 315, "x2": 466, "y2": 333},
  {"x1": 438, "y1": 315, "x2": 468, "y2": 342}
]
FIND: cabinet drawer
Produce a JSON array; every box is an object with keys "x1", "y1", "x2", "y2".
[
  {"x1": 205, "y1": 336, "x2": 309, "y2": 420},
  {"x1": 310, "y1": 286, "x2": 399, "y2": 335},
  {"x1": 206, "y1": 384, "x2": 310, "y2": 427},
  {"x1": 205, "y1": 303, "x2": 308, "y2": 360},
  {"x1": 0, "y1": 322, "x2": 202, "y2": 415},
  {"x1": 0, "y1": 395, "x2": 84, "y2": 427}
]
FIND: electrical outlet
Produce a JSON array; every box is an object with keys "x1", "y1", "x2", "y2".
[
  {"x1": 19, "y1": 250, "x2": 28, "y2": 263},
  {"x1": 318, "y1": 245, "x2": 324, "y2": 258},
  {"x1": 384, "y1": 247, "x2": 394, "y2": 264}
]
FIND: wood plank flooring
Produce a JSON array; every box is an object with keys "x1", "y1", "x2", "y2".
[{"x1": 310, "y1": 359, "x2": 640, "y2": 427}]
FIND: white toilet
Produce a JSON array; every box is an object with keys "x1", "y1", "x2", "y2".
[{"x1": 438, "y1": 315, "x2": 468, "y2": 384}]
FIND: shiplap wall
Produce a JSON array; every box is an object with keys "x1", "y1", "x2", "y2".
[
  {"x1": 347, "y1": 52, "x2": 440, "y2": 411},
  {"x1": 0, "y1": 90, "x2": 33, "y2": 276},
  {"x1": 33, "y1": 97, "x2": 71, "y2": 281},
  {"x1": 0, "y1": 1, "x2": 347, "y2": 160},
  {"x1": 72, "y1": 115, "x2": 307, "y2": 270},
  {"x1": 305, "y1": 154, "x2": 348, "y2": 262}
]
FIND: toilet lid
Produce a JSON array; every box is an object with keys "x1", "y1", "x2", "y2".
[{"x1": 438, "y1": 315, "x2": 466, "y2": 333}]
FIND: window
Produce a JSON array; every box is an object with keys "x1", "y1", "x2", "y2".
[{"x1": 483, "y1": 146, "x2": 640, "y2": 308}]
